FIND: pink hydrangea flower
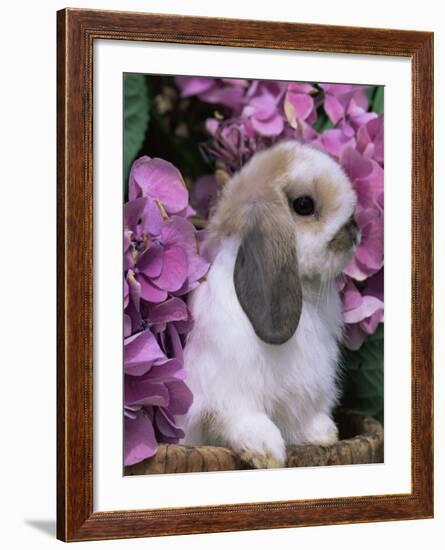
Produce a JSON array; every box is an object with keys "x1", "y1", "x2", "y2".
[
  {"x1": 340, "y1": 271, "x2": 384, "y2": 350},
  {"x1": 175, "y1": 76, "x2": 248, "y2": 109},
  {"x1": 124, "y1": 156, "x2": 209, "y2": 465}
]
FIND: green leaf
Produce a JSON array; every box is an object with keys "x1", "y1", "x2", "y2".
[
  {"x1": 371, "y1": 86, "x2": 384, "y2": 114},
  {"x1": 312, "y1": 111, "x2": 334, "y2": 133},
  {"x1": 124, "y1": 73, "x2": 150, "y2": 188},
  {"x1": 339, "y1": 324, "x2": 384, "y2": 424},
  {"x1": 366, "y1": 85, "x2": 377, "y2": 103}
]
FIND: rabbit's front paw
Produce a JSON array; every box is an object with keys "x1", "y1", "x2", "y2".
[
  {"x1": 303, "y1": 413, "x2": 338, "y2": 447},
  {"x1": 228, "y1": 413, "x2": 286, "y2": 469},
  {"x1": 239, "y1": 448, "x2": 285, "y2": 469}
]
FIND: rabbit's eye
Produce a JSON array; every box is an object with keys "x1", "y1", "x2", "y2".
[{"x1": 293, "y1": 195, "x2": 315, "y2": 216}]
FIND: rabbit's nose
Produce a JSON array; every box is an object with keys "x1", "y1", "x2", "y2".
[{"x1": 328, "y1": 216, "x2": 360, "y2": 252}]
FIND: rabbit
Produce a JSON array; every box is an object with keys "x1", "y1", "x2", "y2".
[{"x1": 180, "y1": 140, "x2": 359, "y2": 469}]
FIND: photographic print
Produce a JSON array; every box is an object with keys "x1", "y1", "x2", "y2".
[
  {"x1": 123, "y1": 75, "x2": 384, "y2": 475},
  {"x1": 57, "y1": 9, "x2": 433, "y2": 540}
]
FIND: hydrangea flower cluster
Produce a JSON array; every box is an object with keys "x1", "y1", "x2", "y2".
[
  {"x1": 177, "y1": 77, "x2": 384, "y2": 350},
  {"x1": 124, "y1": 156, "x2": 209, "y2": 465}
]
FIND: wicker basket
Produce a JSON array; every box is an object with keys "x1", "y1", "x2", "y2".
[{"x1": 124, "y1": 409, "x2": 383, "y2": 476}]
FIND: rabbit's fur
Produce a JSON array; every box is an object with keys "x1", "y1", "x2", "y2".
[{"x1": 180, "y1": 141, "x2": 359, "y2": 468}]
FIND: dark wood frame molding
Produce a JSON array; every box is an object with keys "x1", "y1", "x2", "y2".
[{"x1": 57, "y1": 8, "x2": 434, "y2": 542}]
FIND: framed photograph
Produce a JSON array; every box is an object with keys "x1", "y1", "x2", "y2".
[{"x1": 57, "y1": 8, "x2": 433, "y2": 542}]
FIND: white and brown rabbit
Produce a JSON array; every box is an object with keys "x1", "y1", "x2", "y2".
[{"x1": 180, "y1": 140, "x2": 359, "y2": 469}]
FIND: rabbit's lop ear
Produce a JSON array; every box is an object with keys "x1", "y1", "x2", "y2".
[{"x1": 234, "y1": 212, "x2": 302, "y2": 345}]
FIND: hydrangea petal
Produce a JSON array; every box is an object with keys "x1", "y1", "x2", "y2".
[
  {"x1": 149, "y1": 297, "x2": 189, "y2": 324},
  {"x1": 287, "y1": 82, "x2": 315, "y2": 94},
  {"x1": 151, "y1": 245, "x2": 188, "y2": 292},
  {"x1": 284, "y1": 91, "x2": 314, "y2": 125},
  {"x1": 190, "y1": 175, "x2": 218, "y2": 219},
  {"x1": 341, "y1": 147, "x2": 373, "y2": 182},
  {"x1": 165, "y1": 380, "x2": 193, "y2": 415},
  {"x1": 348, "y1": 88, "x2": 369, "y2": 115},
  {"x1": 343, "y1": 295, "x2": 383, "y2": 324},
  {"x1": 160, "y1": 217, "x2": 210, "y2": 283},
  {"x1": 125, "y1": 378, "x2": 170, "y2": 407},
  {"x1": 142, "y1": 199, "x2": 164, "y2": 236},
  {"x1": 176, "y1": 204, "x2": 197, "y2": 219},
  {"x1": 357, "y1": 116, "x2": 384, "y2": 164},
  {"x1": 221, "y1": 78, "x2": 248, "y2": 87},
  {"x1": 206, "y1": 118, "x2": 220, "y2": 135},
  {"x1": 349, "y1": 112, "x2": 378, "y2": 132},
  {"x1": 124, "y1": 412, "x2": 157, "y2": 466},
  {"x1": 124, "y1": 329, "x2": 166, "y2": 375},
  {"x1": 343, "y1": 258, "x2": 369, "y2": 281},
  {"x1": 366, "y1": 268, "x2": 384, "y2": 302},
  {"x1": 361, "y1": 308, "x2": 384, "y2": 334},
  {"x1": 324, "y1": 94, "x2": 345, "y2": 124},
  {"x1": 355, "y1": 211, "x2": 384, "y2": 270},
  {"x1": 127, "y1": 270, "x2": 141, "y2": 312},
  {"x1": 124, "y1": 313, "x2": 132, "y2": 338},
  {"x1": 250, "y1": 113, "x2": 284, "y2": 136},
  {"x1": 161, "y1": 216, "x2": 196, "y2": 247},
  {"x1": 124, "y1": 197, "x2": 147, "y2": 230},
  {"x1": 174, "y1": 317, "x2": 195, "y2": 335},
  {"x1": 131, "y1": 157, "x2": 189, "y2": 214},
  {"x1": 342, "y1": 280, "x2": 363, "y2": 311},
  {"x1": 124, "y1": 232, "x2": 134, "y2": 271},
  {"x1": 124, "y1": 278, "x2": 130, "y2": 309},
  {"x1": 147, "y1": 359, "x2": 185, "y2": 383},
  {"x1": 168, "y1": 324, "x2": 183, "y2": 363},
  {"x1": 137, "y1": 244, "x2": 163, "y2": 278},
  {"x1": 155, "y1": 408, "x2": 185, "y2": 440},
  {"x1": 321, "y1": 129, "x2": 355, "y2": 158},
  {"x1": 321, "y1": 84, "x2": 356, "y2": 95},
  {"x1": 201, "y1": 85, "x2": 245, "y2": 108},
  {"x1": 354, "y1": 163, "x2": 384, "y2": 210},
  {"x1": 124, "y1": 406, "x2": 138, "y2": 420},
  {"x1": 176, "y1": 76, "x2": 216, "y2": 97},
  {"x1": 138, "y1": 274, "x2": 168, "y2": 303},
  {"x1": 248, "y1": 92, "x2": 278, "y2": 120}
]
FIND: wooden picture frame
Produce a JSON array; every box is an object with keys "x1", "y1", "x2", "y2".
[{"x1": 57, "y1": 8, "x2": 434, "y2": 542}]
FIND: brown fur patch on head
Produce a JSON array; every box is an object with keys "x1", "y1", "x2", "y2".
[
  {"x1": 206, "y1": 140, "x2": 357, "y2": 287},
  {"x1": 207, "y1": 140, "x2": 351, "y2": 249},
  {"x1": 283, "y1": 170, "x2": 343, "y2": 236},
  {"x1": 313, "y1": 175, "x2": 343, "y2": 215},
  {"x1": 206, "y1": 143, "x2": 295, "y2": 251}
]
